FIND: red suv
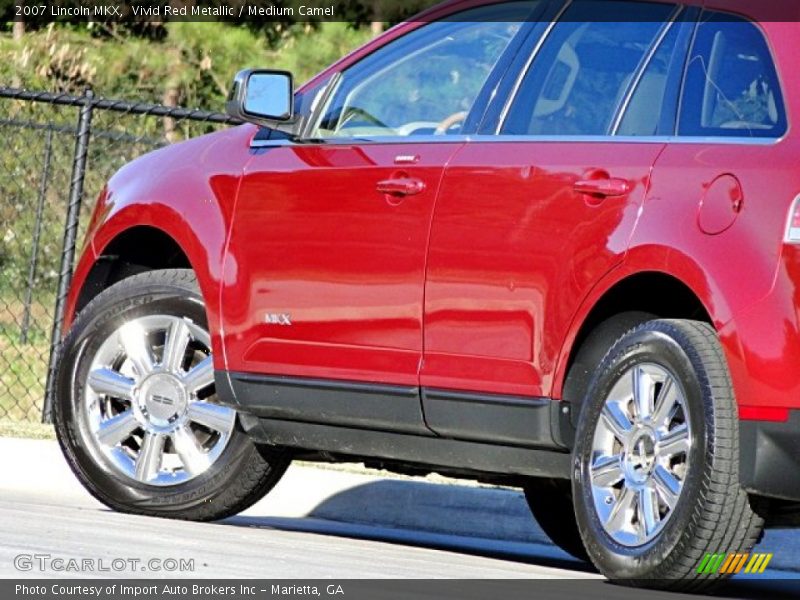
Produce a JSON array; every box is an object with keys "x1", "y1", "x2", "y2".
[{"x1": 54, "y1": 0, "x2": 800, "y2": 588}]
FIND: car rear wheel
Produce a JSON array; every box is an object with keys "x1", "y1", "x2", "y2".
[
  {"x1": 523, "y1": 478, "x2": 589, "y2": 561},
  {"x1": 54, "y1": 269, "x2": 290, "y2": 521},
  {"x1": 572, "y1": 319, "x2": 764, "y2": 590}
]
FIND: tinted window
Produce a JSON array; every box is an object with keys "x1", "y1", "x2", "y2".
[
  {"x1": 678, "y1": 12, "x2": 787, "y2": 138},
  {"x1": 501, "y1": 1, "x2": 676, "y2": 136},
  {"x1": 312, "y1": 2, "x2": 537, "y2": 138},
  {"x1": 617, "y1": 22, "x2": 681, "y2": 136}
]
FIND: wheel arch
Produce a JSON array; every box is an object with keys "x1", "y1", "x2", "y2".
[
  {"x1": 66, "y1": 213, "x2": 231, "y2": 364},
  {"x1": 554, "y1": 270, "x2": 716, "y2": 401},
  {"x1": 74, "y1": 225, "x2": 193, "y2": 316}
]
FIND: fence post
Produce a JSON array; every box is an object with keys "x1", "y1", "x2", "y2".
[
  {"x1": 42, "y1": 89, "x2": 94, "y2": 423},
  {"x1": 20, "y1": 127, "x2": 54, "y2": 345}
]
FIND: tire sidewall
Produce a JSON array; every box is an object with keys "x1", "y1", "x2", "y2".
[{"x1": 573, "y1": 324, "x2": 713, "y2": 578}]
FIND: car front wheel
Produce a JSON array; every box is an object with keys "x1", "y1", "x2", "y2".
[{"x1": 54, "y1": 269, "x2": 290, "y2": 521}]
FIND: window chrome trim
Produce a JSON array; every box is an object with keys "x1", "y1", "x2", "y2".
[
  {"x1": 249, "y1": 132, "x2": 783, "y2": 149},
  {"x1": 248, "y1": 136, "x2": 469, "y2": 148},
  {"x1": 610, "y1": 7, "x2": 683, "y2": 135},
  {"x1": 249, "y1": 138, "x2": 297, "y2": 148},
  {"x1": 464, "y1": 134, "x2": 783, "y2": 145},
  {"x1": 494, "y1": 0, "x2": 573, "y2": 134}
]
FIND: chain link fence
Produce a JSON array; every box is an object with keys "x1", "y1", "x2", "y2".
[{"x1": 0, "y1": 87, "x2": 240, "y2": 423}]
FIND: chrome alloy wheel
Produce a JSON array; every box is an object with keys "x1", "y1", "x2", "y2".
[
  {"x1": 589, "y1": 363, "x2": 691, "y2": 546},
  {"x1": 82, "y1": 315, "x2": 235, "y2": 486}
]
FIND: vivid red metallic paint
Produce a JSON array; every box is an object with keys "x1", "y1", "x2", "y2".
[
  {"x1": 65, "y1": 1, "x2": 800, "y2": 423},
  {"x1": 422, "y1": 142, "x2": 664, "y2": 398},
  {"x1": 65, "y1": 124, "x2": 256, "y2": 360},
  {"x1": 222, "y1": 142, "x2": 462, "y2": 385}
]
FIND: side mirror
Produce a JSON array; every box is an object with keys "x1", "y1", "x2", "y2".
[{"x1": 226, "y1": 69, "x2": 295, "y2": 128}]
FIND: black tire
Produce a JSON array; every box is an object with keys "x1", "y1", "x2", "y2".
[
  {"x1": 524, "y1": 478, "x2": 589, "y2": 562},
  {"x1": 572, "y1": 319, "x2": 764, "y2": 591},
  {"x1": 525, "y1": 313, "x2": 654, "y2": 563},
  {"x1": 54, "y1": 269, "x2": 291, "y2": 521},
  {"x1": 563, "y1": 311, "x2": 654, "y2": 428}
]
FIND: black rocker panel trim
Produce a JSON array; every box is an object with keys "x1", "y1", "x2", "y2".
[
  {"x1": 217, "y1": 371, "x2": 570, "y2": 449},
  {"x1": 422, "y1": 388, "x2": 561, "y2": 448},
  {"x1": 217, "y1": 372, "x2": 429, "y2": 435},
  {"x1": 215, "y1": 371, "x2": 571, "y2": 477},
  {"x1": 248, "y1": 418, "x2": 571, "y2": 479}
]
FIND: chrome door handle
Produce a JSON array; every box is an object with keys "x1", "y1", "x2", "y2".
[
  {"x1": 574, "y1": 177, "x2": 631, "y2": 198},
  {"x1": 376, "y1": 177, "x2": 426, "y2": 197}
]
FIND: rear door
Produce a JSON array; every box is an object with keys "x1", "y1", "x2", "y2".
[{"x1": 421, "y1": 1, "x2": 692, "y2": 440}]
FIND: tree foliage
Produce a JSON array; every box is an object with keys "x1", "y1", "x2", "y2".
[{"x1": 0, "y1": 19, "x2": 376, "y2": 108}]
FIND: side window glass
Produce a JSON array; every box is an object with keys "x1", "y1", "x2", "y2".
[
  {"x1": 312, "y1": 2, "x2": 537, "y2": 139},
  {"x1": 678, "y1": 12, "x2": 787, "y2": 138},
  {"x1": 501, "y1": 0, "x2": 676, "y2": 136},
  {"x1": 616, "y1": 22, "x2": 681, "y2": 136}
]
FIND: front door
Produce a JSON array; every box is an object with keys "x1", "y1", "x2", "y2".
[{"x1": 224, "y1": 142, "x2": 456, "y2": 386}]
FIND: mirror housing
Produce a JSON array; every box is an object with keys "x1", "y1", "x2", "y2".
[{"x1": 226, "y1": 69, "x2": 296, "y2": 131}]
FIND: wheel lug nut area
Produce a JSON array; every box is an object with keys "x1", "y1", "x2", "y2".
[
  {"x1": 135, "y1": 373, "x2": 188, "y2": 429},
  {"x1": 624, "y1": 427, "x2": 657, "y2": 484}
]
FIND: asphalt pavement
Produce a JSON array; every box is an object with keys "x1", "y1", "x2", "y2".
[{"x1": 1, "y1": 437, "x2": 798, "y2": 598}]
